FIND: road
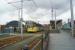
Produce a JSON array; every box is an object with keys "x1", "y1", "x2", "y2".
[
  {"x1": 48, "y1": 30, "x2": 75, "y2": 50},
  {"x1": 0, "y1": 34, "x2": 42, "y2": 50}
]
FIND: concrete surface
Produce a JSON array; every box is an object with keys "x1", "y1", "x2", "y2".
[{"x1": 48, "y1": 30, "x2": 75, "y2": 50}]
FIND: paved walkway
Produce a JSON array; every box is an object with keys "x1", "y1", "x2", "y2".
[{"x1": 48, "y1": 30, "x2": 75, "y2": 50}]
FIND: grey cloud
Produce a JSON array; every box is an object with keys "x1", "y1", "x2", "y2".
[{"x1": 1, "y1": 0, "x2": 75, "y2": 16}]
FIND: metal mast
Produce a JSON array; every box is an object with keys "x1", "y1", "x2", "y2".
[
  {"x1": 51, "y1": 7, "x2": 53, "y2": 20},
  {"x1": 8, "y1": 2, "x2": 21, "y2": 35},
  {"x1": 7, "y1": 0, "x2": 38, "y2": 39},
  {"x1": 70, "y1": 0, "x2": 74, "y2": 37},
  {"x1": 20, "y1": 0, "x2": 23, "y2": 40},
  {"x1": 55, "y1": 9, "x2": 56, "y2": 29}
]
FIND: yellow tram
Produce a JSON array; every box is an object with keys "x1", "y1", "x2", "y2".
[{"x1": 27, "y1": 27, "x2": 39, "y2": 32}]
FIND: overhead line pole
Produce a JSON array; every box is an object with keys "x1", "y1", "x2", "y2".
[
  {"x1": 70, "y1": 0, "x2": 74, "y2": 37},
  {"x1": 7, "y1": 0, "x2": 40, "y2": 40},
  {"x1": 51, "y1": 7, "x2": 53, "y2": 20},
  {"x1": 8, "y1": 0, "x2": 24, "y2": 40},
  {"x1": 55, "y1": 9, "x2": 56, "y2": 29},
  {"x1": 49, "y1": 0, "x2": 53, "y2": 20},
  {"x1": 7, "y1": 0, "x2": 32, "y2": 40},
  {"x1": 20, "y1": 0, "x2": 23, "y2": 40},
  {"x1": 20, "y1": 0, "x2": 38, "y2": 40},
  {"x1": 18, "y1": 9, "x2": 20, "y2": 31},
  {"x1": 8, "y1": 2, "x2": 21, "y2": 35}
]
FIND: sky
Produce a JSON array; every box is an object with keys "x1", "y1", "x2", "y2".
[{"x1": 0, "y1": 0, "x2": 75, "y2": 25}]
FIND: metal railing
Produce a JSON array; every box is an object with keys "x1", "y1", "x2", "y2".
[{"x1": 31, "y1": 40, "x2": 42, "y2": 50}]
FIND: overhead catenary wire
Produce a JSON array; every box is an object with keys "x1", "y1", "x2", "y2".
[
  {"x1": 49, "y1": 0, "x2": 54, "y2": 20},
  {"x1": 4, "y1": 0, "x2": 21, "y2": 35},
  {"x1": 32, "y1": 0, "x2": 38, "y2": 8},
  {"x1": 29, "y1": 0, "x2": 39, "y2": 23},
  {"x1": 4, "y1": 0, "x2": 39, "y2": 39},
  {"x1": 4, "y1": 0, "x2": 32, "y2": 40}
]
